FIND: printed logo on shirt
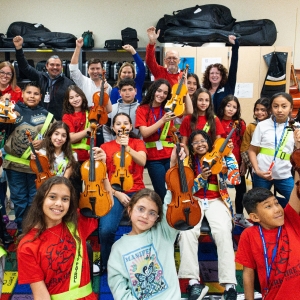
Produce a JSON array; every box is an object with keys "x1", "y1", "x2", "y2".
[
  {"x1": 31, "y1": 114, "x2": 47, "y2": 125},
  {"x1": 123, "y1": 244, "x2": 167, "y2": 299}
]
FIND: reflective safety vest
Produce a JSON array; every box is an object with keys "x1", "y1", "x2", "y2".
[
  {"x1": 145, "y1": 121, "x2": 174, "y2": 148},
  {"x1": 72, "y1": 111, "x2": 90, "y2": 151}
]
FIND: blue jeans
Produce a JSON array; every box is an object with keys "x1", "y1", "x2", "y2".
[
  {"x1": 6, "y1": 170, "x2": 37, "y2": 231},
  {"x1": 98, "y1": 192, "x2": 134, "y2": 267},
  {"x1": 146, "y1": 158, "x2": 170, "y2": 202},
  {"x1": 252, "y1": 173, "x2": 293, "y2": 207}
]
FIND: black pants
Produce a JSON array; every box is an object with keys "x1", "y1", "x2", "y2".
[{"x1": 234, "y1": 175, "x2": 247, "y2": 214}]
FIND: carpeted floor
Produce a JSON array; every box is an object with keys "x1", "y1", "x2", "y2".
[{"x1": 1, "y1": 220, "x2": 261, "y2": 299}]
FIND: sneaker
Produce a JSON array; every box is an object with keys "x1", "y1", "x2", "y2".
[
  {"x1": 222, "y1": 287, "x2": 237, "y2": 300},
  {"x1": 187, "y1": 283, "x2": 209, "y2": 300},
  {"x1": 234, "y1": 215, "x2": 253, "y2": 228},
  {"x1": 93, "y1": 257, "x2": 107, "y2": 276},
  {"x1": 3, "y1": 231, "x2": 14, "y2": 244},
  {"x1": 2, "y1": 215, "x2": 9, "y2": 224},
  {"x1": 93, "y1": 263, "x2": 100, "y2": 276}
]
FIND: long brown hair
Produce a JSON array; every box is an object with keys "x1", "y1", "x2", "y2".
[
  {"x1": 62, "y1": 85, "x2": 89, "y2": 114},
  {"x1": 0, "y1": 61, "x2": 17, "y2": 90}
]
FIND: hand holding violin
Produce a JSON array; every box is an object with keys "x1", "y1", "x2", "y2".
[
  {"x1": 162, "y1": 111, "x2": 176, "y2": 124},
  {"x1": 93, "y1": 147, "x2": 107, "y2": 163},
  {"x1": 200, "y1": 167, "x2": 212, "y2": 180},
  {"x1": 170, "y1": 142, "x2": 187, "y2": 168},
  {"x1": 294, "y1": 128, "x2": 300, "y2": 149}
]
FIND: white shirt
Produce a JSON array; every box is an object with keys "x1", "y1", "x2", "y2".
[
  {"x1": 69, "y1": 64, "x2": 112, "y2": 107},
  {"x1": 251, "y1": 117, "x2": 295, "y2": 179}
]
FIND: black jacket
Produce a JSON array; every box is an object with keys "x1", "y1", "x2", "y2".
[{"x1": 15, "y1": 48, "x2": 74, "y2": 120}]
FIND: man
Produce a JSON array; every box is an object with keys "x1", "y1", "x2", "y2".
[
  {"x1": 146, "y1": 26, "x2": 183, "y2": 87},
  {"x1": 69, "y1": 37, "x2": 112, "y2": 110},
  {"x1": 13, "y1": 36, "x2": 73, "y2": 120}
]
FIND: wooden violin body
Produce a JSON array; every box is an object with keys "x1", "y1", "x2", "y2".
[
  {"x1": 79, "y1": 124, "x2": 112, "y2": 217},
  {"x1": 88, "y1": 70, "x2": 109, "y2": 125},
  {"x1": 26, "y1": 130, "x2": 54, "y2": 189},
  {"x1": 201, "y1": 121, "x2": 238, "y2": 174},
  {"x1": 165, "y1": 129, "x2": 201, "y2": 230},
  {"x1": 164, "y1": 65, "x2": 189, "y2": 117},
  {"x1": 110, "y1": 126, "x2": 133, "y2": 192},
  {"x1": 0, "y1": 97, "x2": 17, "y2": 123}
]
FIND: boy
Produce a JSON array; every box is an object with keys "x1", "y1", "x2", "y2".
[
  {"x1": 109, "y1": 78, "x2": 140, "y2": 138},
  {"x1": 236, "y1": 128, "x2": 300, "y2": 300},
  {"x1": 2, "y1": 82, "x2": 54, "y2": 235}
]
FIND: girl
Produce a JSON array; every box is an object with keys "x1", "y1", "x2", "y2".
[
  {"x1": 202, "y1": 35, "x2": 238, "y2": 113},
  {"x1": 17, "y1": 176, "x2": 98, "y2": 299},
  {"x1": 240, "y1": 97, "x2": 270, "y2": 171},
  {"x1": 135, "y1": 79, "x2": 192, "y2": 201},
  {"x1": 94, "y1": 112, "x2": 147, "y2": 275},
  {"x1": 249, "y1": 92, "x2": 296, "y2": 208},
  {"x1": 179, "y1": 87, "x2": 225, "y2": 145},
  {"x1": 217, "y1": 95, "x2": 249, "y2": 228},
  {"x1": 186, "y1": 73, "x2": 200, "y2": 98},
  {"x1": 178, "y1": 130, "x2": 240, "y2": 300},
  {"x1": 110, "y1": 44, "x2": 145, "y2": 104},
  {"x1": 33, "y1": 121, "x2": 77, "y2": 179}
]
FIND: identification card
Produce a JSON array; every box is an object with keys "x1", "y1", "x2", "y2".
[
  {"x1": 44, "y1": 92, "x2": 50, "y2": 103},
  {"x1": 38, "y1": 133, "x2": 43, "y2": 140},
  {"x1": 202, "y1": 198, "x2": 209, "y2": 210},
  {"x1": 156, "y1": 140, "x2": 163, "y2": 150}
]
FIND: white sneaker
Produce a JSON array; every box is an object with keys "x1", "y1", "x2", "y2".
[{"x1": 234, "y1": 215, "x2": 253, "y2": 228}]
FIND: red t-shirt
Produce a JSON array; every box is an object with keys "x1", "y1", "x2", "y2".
[
  {"x1": 17, "y1": 213, "x2": 98, "y2": 299},
  {"x1": 220, "y1": 119, "x2": 246, "y2": 165},
  {"x1": 62, "y1": 111, "x2": 90, "y2": 162},
  {"x1": 1, "y1": 84, "x2": 23, "y2": 102},
  {"x1": 236, "y1": 204, "x2": 300, "y2": 300},
  {"x1": 101, "y1": 138, "x2": 147, "y2": 193},
  {"x1": 135, "y1": 104, "x2": 174, "y2": 160},
  {"x1": 180, "y1": 115, "x2": 225, "y2": 141}
]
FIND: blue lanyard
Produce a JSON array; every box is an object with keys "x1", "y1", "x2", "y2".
[
  {"x1": 272, "y1": 119, "x2": 287, "y2": 162},
  {"x1": 196, "y1": 156, "x2": 208, "y2": 199},
  {"x1": 151, "y1": 107, "x2": 163, "y2": 135},
  {"x1": 259, "y1": 225, "x2": 282, "y2": 287}
]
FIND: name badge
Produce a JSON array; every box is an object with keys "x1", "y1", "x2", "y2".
[
  {"x1": 156, "y1": 140, "x2": 163, "y2": 150},
  {"x1": 202, "y1": 198, "x2": 209, "y2": 210},
  {"x1": 44, "y1": 92, "x2": 50, "y2": 103}
]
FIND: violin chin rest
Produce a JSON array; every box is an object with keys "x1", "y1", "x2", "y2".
[
  {"x1": 80, "y1": 208, "x2": 99, "y2": 219},
  {"x1": 111, "y1": 183, "x2": 124, "y2": 193},
  {"x1": 174, "y1": 220, "x2": 194, "y2": 231}
]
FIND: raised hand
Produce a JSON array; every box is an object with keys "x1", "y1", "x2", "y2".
[
  {"x1": 147, "y1": 26, "x2": 160, "y2": 45},
  {"x1": 76, "y1": 37, "x2": 84, "y2": 48},
  {"x1": 13, "y1": 36, "x2": 24, "y2": 50}
]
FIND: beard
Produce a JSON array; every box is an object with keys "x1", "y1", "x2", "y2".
[{"x1": 167, "y1": 64, "x2": 178, "y2": 74}]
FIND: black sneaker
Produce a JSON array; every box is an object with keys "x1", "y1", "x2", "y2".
[
  {"x1": 222, "y1": 287, "x2": 237, "y2": 300},
  {"x1": 93, "y1": 257, "x2": 107, "y2": 276},
  {"x1": 187, "y1": 283, "x2": 209, "y2": 300}
]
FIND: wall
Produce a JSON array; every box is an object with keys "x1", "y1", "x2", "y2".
[{"x1": 0, "y1": 0, "x2": 299, "y2": 67}]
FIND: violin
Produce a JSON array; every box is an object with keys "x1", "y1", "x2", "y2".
[
  {"x1": 164, "y1": 65, "x2": 189, "y2": 117},
  {"x1": 201, "y1": 120, "x2": 238, "y2": 174},
  {"x1": 165, "y1": 127, "x2": 201, "y2": 230},
  {"x1": 110, "y1": 125, "x2": 134, "y2": 192},
  {"x1": 79, "y1": 123, "x2": 112, "y2": 217},
  {"x1": 26, "y1": 130, "x2": 54, "y2": 189},
  {"x1": 88, "y1": 70, "x2": 109, "y2": 125},
  {"x1": 0, "y1": 96, "x2": 17, "y2": 123}
]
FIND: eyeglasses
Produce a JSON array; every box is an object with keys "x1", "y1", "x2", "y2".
[
  {"x1": 165, "y1": 57, "x2": 179, "y2": 61},
  {"x1": 134, "y1": 206, "x2": 159, "y2": 220},
  {"x1": 0, "y1": 71, "x2": 13, "y2": 78},
  {"x1": 192, "y1": 140, "x2": 207, "y2": 145}
]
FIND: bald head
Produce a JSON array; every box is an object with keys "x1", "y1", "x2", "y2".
[{"x1": 164, "y1": 50, "x2": 180, "y2": 74}]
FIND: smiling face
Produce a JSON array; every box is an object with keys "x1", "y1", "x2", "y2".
[
  {"x1": 271, "y1": 96, "x2": 292, "y2": 123},
  {"x1": 153, "y1": 84, "x2": 169, "y2": 107},
  {"x1": 187, "y1": 76, "x2": 198, "y2": 96},
  {"x1": 88, "y1": 63, "x2": 102, "y2": 81},
  {"x1": 22, "y1": 86, "x2": 41, "y2": 108},
  {"x1": 68, "y1": 90, "x2": 83, "y2": 112},
  {"x1": 113, "y1": 114, "x2": 132, "y2": 137},
  {"x1": 197, "y1": 92, "x2": 210, "y2": 115},
  {"x1": 120, "y1": 66, "x2": 134, "y2": 80},
  {"x1": 0, "y1": 65, "x2": 14, "y2": 87},
  {"x1": 254, "y1": 104, "x2": 269, "y2": 121},
  {"x1": 224, "y1": 100, "x2": 238, "y2": 120},
  {"x1": 209, "y1": 67, "x2": 222, "y2": 86},
  {"x1": 51, "y1": 128, "x2": 67, "y2": 151},
  {"x1": 249, "y1": 196, "x2": 284, "y2": 229},
  {"x1": 164, "y1": 50, "x2": 180, "y2": 74},
  {"x1": 128, "y1": 197, "x2": 159, "y2": 235},
  {"x1": 43, "y1": 184, "x2": 71, "y2": 228},
  {"x1": 46, "y1": 58, "x2": 63, "y2": 78},
  {"x1": 191, "y1": 133, "x2": 209, "y2": 158}
]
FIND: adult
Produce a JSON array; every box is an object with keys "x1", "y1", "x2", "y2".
[
  {"x1": 202, "y1": 35, "x2": 239, "y2": 113},
  {"x1": 146, "y1": 26, "x2": 183, "y2": 87},
  {"x1": 13, "y1": 36, "x2": 73, "y2": 120},
  {"x1": 69, "y1": 37, "x2": 112, "y2": 110},
  {"x1": 0, "y1": 61, "x2": 22, "y2": 102}
]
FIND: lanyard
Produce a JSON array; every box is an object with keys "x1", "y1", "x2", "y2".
[
  {"x1": 196, "y1": 156, "x2": 208, "y2": 199},
  {"x1": 273, "y1": 119, "x2": 288, "y2": 161},
  {"x1": 151, "y1": 106, "x2": 163, "y2": 135},
  {"x1": 259, "y1": 225, "x2": 282, "y2": 290}
]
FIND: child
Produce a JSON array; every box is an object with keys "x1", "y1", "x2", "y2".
[
  {"x1": 248, "y1": 92, "x2": 296, "y2": 208},
  {"x1": 240, "y1": 97, "x2": 270, "y2": 172},
  {"x1": 2, "y1": 81, "x2": 54, "y2": 235},
  {"x1": 179, "y1": 87, "x2": 225, "y2": 145},
  {"x1": 32, "y1": 121, "x2": 77, "y2": 178},
  {"x1": 17, "y1": 176, "x2": 98, "y2": 299},
  {"x1": 135, "y1": 79, "x2": 192, "y2": 201},
  {"x1": 178, "y1": 130, "x2": 240, "y2": 300},
  {"x1": 236, "y1": 126, "x2": 300, "y2": 300},
  {"x1": 110, "y1": 78, "x2": 140, "y2": 138},
  {"x1": 217, "y1": 95, "x2": 250, "y2": 228},
  {"x1": 110, "y1": 44, "x2": 145, "y2": 104},
  {"x1": 94, "y1": 112, "x2": 147, "y2": 275},
  {"x1": 186, "y1": 73, "x2": 200, "y2": 98}
]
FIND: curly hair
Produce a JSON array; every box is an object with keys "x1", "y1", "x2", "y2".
[
  {"x1": 202, "y1": 63, "x2": 228, "y2": 90},
  {"x1": 190, "y1": 88, "x2": 217, "y2": 143},
  {"x1": 62, "y1": 85, "x2": 89, "y2": 114},
  {"x1": 0, "y1": 61, "x2": 18, "y2": 90}
]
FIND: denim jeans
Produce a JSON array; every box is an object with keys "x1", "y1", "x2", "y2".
[
  {"x1": 98, "y1": 192, "x2": 134, "y2": 268},
  {"x1": 252, "y1": 173, "x2": 293, "y2": 207},
  {"x1": 146, "y1": 158, "x2": 170, "y2": 202},
  {"x1": 6, "y1": 170, "x2": 37, "y2": 231}
]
